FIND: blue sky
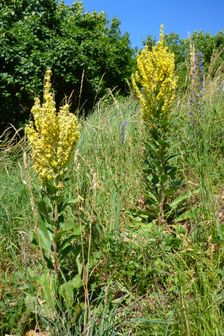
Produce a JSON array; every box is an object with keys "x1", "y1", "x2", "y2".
[{"x1": 64, "y1": 0, "x2": 224, "y2": 49}]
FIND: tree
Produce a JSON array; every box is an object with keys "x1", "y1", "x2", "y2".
[{"x1": 0, "y1": 1, "x2": 134, "y2": 132}]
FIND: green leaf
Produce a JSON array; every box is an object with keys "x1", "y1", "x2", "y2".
[
  {"x1": 38, "y1": 195, "x2": 52, "y2": 217},
  {"x1": 36, "y1": 227, "x2": 52, "y2": 254},
  {"x1": 59, "y1": 280, "x2": 75, "y2": 308},
  {"x1": 39, "y1": 272, "x2": 57, "y2": 313},
  {"x1": 175, "y1": 208, "x2": 198, "y2": 222},
  {"x1": 58, "y1": 235, "x2": 75, "y2": 251},
  {"x1": 145, "y1": 190, "x2": 159, "y2": 204},
  {"x1": 59, "y1": 245, "x2": 74, "y2": 260},
  {"x1": 76, "y1": 254, "x2": 83, "y2": 276},
  {"x1": 25, "y1": 294, "x2": 37, "y2": 313},
  {"x1": 58, "y1": 198, "x2": 80, "y2": 215},
  {"x1": 61, "y1": 221, "x2": 81, "y2": 235},
  {"x1": 59, "y1": 275, "x2": 83, "y2": 308},
  {"x1": 72, "y1": 274, "x2": 83, "y2": 289},
  {"x1": 43, "y1": 255, "x2": 54, "y2": 270},
  {"x1": 170, "y1": 189, "x2": 199, "y2": 210}
]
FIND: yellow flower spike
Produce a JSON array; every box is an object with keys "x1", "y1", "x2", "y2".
[
  {"x1": 26, "y1": 70, "x2": 79, "y2": 183},
  {"x1": 132, "y1": 25, "x2": 177, "y2": 126}
]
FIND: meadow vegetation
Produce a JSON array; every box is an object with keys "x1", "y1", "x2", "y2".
[
  {"x1": 1, "y1": 58, "x2": 224, "y2": 336},
  {"x1": 0, "y1": 3, "x2": 224, "y2": 336}
]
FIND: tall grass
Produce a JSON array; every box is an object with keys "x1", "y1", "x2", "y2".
[{"x1": 1, "y1": 75, "x2": 224, "y2": 335}]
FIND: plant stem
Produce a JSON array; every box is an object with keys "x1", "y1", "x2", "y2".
[
  {"x1": 53, "y1": 201, "x2": 60, "y2": 280},
  {"x1": 159, "y1": 134, "x2": 166, "y2": 225},
  {"x1": 159, "y1": 190, "x2": 165, "y2": 225}
]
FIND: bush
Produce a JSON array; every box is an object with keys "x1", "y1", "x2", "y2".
[{"x1": 0, "y1": 0, "x2": 134, "y2": 132}]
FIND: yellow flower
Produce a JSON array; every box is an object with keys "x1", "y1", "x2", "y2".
[
  {"x1": 26, "y1": 69, "x2": 79, "y2": 183},
  {"x1": 132, "y1": 25, "x2": 177, "y2": 126}
]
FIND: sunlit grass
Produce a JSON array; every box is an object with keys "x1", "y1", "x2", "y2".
[{"x1": 1, "y1": 78, "x2": 224, "y2": 334}]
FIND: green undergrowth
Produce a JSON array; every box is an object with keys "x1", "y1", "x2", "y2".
[{"x1": 1, "y1": 82, "x2": 224, "y2": 335}]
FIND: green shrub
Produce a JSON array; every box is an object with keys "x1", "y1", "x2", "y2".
[{"x1": 0, "y1": 0, "x2": 134, "y2": 131}]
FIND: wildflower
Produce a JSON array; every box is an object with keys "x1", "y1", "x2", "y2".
[
  {"x1": 26, "y1": 69, "x2": 79, "y2": 183},
  {"x1": 132, "y1": 25, "x2": 177, "y2": 126},
  {"x1": 131, "y1": 26, "x2": 179, "y2": 225}
]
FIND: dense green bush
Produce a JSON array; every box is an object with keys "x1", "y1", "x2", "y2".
[{"x1": 0, "y1": 0, "x2": 134, "y2": 131}]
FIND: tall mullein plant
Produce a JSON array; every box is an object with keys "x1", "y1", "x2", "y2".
[
  {"x1": 132, "y1": 26, "x2": 178, "y2": 224},
  {"x1": 26, "y1": 69, "x2": 80, "y2": 317}
]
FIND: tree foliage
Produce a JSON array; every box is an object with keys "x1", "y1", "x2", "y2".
[{"x1": 0, "y1": 0, "x2": 134, "y2": 131}]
